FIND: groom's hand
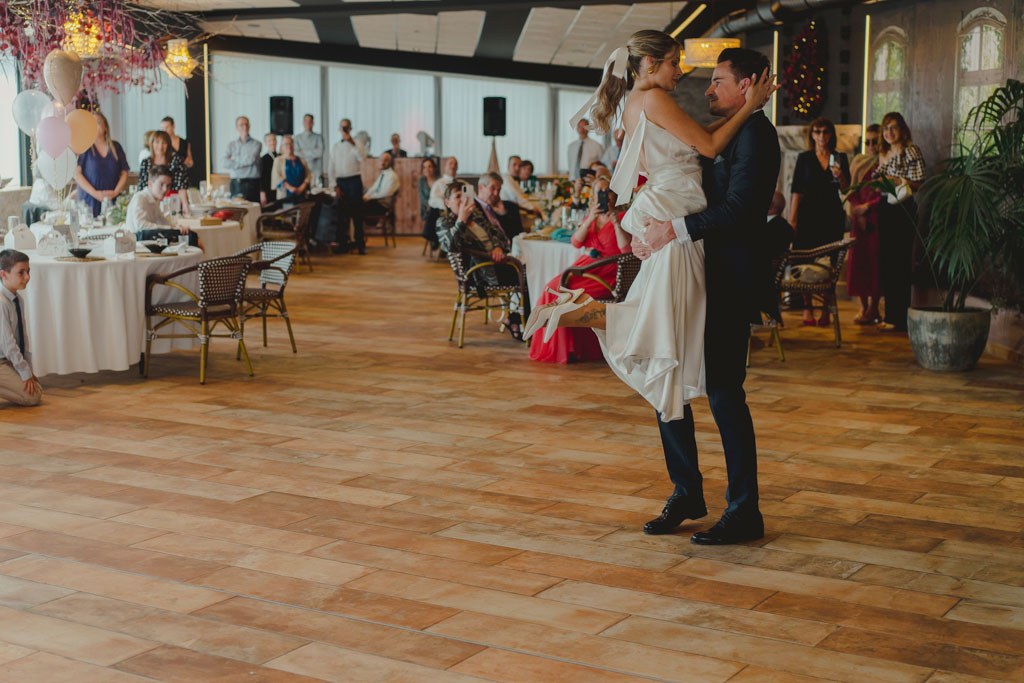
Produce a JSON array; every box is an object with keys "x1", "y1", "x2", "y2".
[
  {"x1": 631, "y1": 236, "x2": 652, "y2": 260},
  {"x1": 641, "y1": 217, "x2": 676, "y2": 252}
]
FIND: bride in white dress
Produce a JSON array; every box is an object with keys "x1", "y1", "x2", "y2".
[{"x1": 524, "y1": 30, "x2": 774, "y2": 421}]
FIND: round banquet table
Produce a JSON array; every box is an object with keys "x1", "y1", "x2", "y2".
[
  {"x1": 511, "y1": 234, "x2": 587, "y2": 310},
  {"x1": 82, "y1": 221, "x2": 252, "y2": 260},
  {"x1": 190, "y1": 200, "x2": 261, "y2": 244},
  {"x1": 24, "y1": 250, "x2": 204, "y2": 376}
]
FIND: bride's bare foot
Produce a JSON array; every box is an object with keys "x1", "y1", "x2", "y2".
[{"x1": 557, "y1": 299, "x2": 606, "y2": 330}]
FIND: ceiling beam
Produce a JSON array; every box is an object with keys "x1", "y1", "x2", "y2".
[{"x1": 207, "y1": 35, "x2": 603, "y2": 87}]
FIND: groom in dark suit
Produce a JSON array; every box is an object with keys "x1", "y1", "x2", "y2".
[{"x1": 635, "y1": 48, "x2": 781, "y2": 545}]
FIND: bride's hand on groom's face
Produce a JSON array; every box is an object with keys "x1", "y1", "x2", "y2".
[{"x1": 745, "y1": 67, "x2": 780, "y2": 110}]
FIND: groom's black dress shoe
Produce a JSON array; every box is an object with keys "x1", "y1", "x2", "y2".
[
  {"x1": 691, "y1": 513, "x2": 764, "y2": 545},
  {"x1": 643, "y1": 494, "x2": 707, "y2": 535}
]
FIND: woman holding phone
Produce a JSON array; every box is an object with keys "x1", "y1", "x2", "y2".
[
  {"x1": 790, "y1": 117, "x2": 850, "y2": 326},
  {"x1": 529, "y1": 175, "x2": 631, "y2": 363}
]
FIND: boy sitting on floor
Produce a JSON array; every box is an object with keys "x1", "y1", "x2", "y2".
[{"x1": 0, "y1": 250, "x2": 41, "y2": 406}]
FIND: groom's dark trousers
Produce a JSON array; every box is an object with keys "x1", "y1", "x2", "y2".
[{"x1": 657, "y1": 110, "x2": 781, "y2": 518}]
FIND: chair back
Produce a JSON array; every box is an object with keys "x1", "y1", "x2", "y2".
[
  {"x1": 611, "y1": 253, "x2": 642, "y2": 302},
  {"x1": 259, "y1": 240, "x2": 297, "y2": 286},
  {"x1": 446, "y1": 249, "x2": 469, "y2": 287},
  {"x1": 197, "y1": 256, "x2": 250, "y2": 312}
]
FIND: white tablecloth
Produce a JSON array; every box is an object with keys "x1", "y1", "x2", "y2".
[
  {"x1": 24, "y1": 250, "x2": 203, "y2": 376},
  {"x1": 511, "y1": 235, "x2": 587, "y2": 310},
  {"x1": 191, "y1": 221, "x2": 250, "y2": 259},
  {"x1": 191, "y1": 200, "x2": 261, "y2": 244}
]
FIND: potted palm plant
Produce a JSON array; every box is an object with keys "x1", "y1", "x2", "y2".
[{"x1": 895, "y1": 79, "x2": 1024, "y2": 371}]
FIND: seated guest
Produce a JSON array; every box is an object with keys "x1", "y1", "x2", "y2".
[
  {"x1": 757, "y1": 192, "x2": 795, "y2": 323},
  {"x1": 22, "y1": 161, "x2": 69, "y2": 225},
  {"x1": 137, "y1": 130, "x2": 190, "y2": 216},
  {"x1": 126, "y1": 166, "x2": 197, "y2": 246},
  {"x1": 139, "y1": 130, "x2": 156, "y2": 165},
  {"x1": 388, "y1": 134, "x2": 408, "y2": 159},
  {"x1": 0, "y1": 250, "x2": 42, "y2": 406},
  {"x1": 436, "y1": 182, "x2": 529, "y2": 335},
  {"x1": 363, "y1": 152, "x2": 399, "y2": 213},
  {"x1": 500, "y1": 155, "x2": 544, "y2": 219},
  {"x1": 270, "y1": 135, "x2": 311, "y2": 203},
  {"x1": 475, "y1": 172, "x2": 522, "y2": 242},
  {"x1": 260, "y1": 132, "x2": 279, "y2": 208},
  {"x1": 428, "y1": 156, "x2": 459, "y2": 211},
  {"x1": 419, "y1": 157, "x2": 440, "y2": 249},
  {"x1": 517, "y1": 159, "x2": 538, "y2": 193},
  {"x1": 529, "y1": 175, "x2": 629, "y2": 363}
]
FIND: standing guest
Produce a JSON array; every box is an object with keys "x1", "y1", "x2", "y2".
[
  {"x1": 847, "y1": 124, "x2": 883, "y2": 324},
  {"x1": 160, "y1": 116, "x2": 193, "y2": 169},
  {"x1": 0, "y1": 250, "x2": 41, "y2": 407},
  {"x1": 874, "y1": 112, "x2": 925, "y2": 332},
  {"x1": 602, "y1": 128, "x2": 626, "y2": 170},
  {"x1": 293, "y1": 114, "x2": 325, "y2": 184},
  {"x1": 530, "y1": 175, "x2": 629, "y2": 363},
  {"x1": 75, "y1": 112, "x2": 129, "y2": 217},
  {"x1": 475, "y1": 172, "x2": 522, "y2": 242},
  {"x1": 388, "y1": 134, "x2": 408, "y2": 158},
  {"x1": 271, "y1": 136, "x2": 311, "y2": 202},
  {"x1": 139, "y1": 130, "x2": 156, "y2": 166},
  {"x1": 428, "y1": 157, "x2": 459, "y2": 211},
  {"x1": 126, "y1": 166, "x2": 198, "y2": 247},
  {"x1": 222, "y1": 116, "x2": 262, "y2": 202},
  {"x1": 327, "y1": 118, "x2": 366, "y2": 254},
  {"x1": 363, "y1": 152, "x2": 399, "y2": 213},
  {"x1": 419, "y1": 157, "x2": 440, "y2": 248},
  {"x1": 566, "y1": 117, "x2": 604, "y2": 180},
  {"x1": 501, "y1": 155, "x2": 543, "y2": 219},
  {"x1": 137, "y1": 130, "x2": 190, "y2": 216},
  {"x1": 260, "y1": 133, "x2": 279, "y2": 208},
  {"x1": 789, "y1": 117, "x2": 850, "y2": 326}
]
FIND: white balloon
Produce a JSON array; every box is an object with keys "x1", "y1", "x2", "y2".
[
  {"x1": 37, "y1": 147, "x2": 78, "y2": 190},
  {"x1": 41, "y1": 100, "x2": 66, "y2": 121},
  {"x1": 11, "y1": 90, "x2": 52, "y2": 137}
]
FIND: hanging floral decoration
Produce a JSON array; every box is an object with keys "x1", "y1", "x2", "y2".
[
  {"x1": 0, "y1": 1, "x2": 203, "y2": 102},
  {"x1": 782, "y1": 20, "x2": 827, "y2": 119}
]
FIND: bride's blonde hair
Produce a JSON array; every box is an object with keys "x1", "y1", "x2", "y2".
[{"x1": 591, "y1": 30, "x2": 679, "y2": 133}]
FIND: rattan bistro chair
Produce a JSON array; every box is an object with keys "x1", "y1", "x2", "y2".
[
  {"x1": 258, "y1": 202, "x2": 314, "y2": 272},
  {"x1": 233, "y1": 240, "x2": 298, "y2": 353},
  {"x1": 559, "y1": 252, "x2": 642, "y2": 303},
  {"x1": 748, "y1": 251, "x2": 791, "y2": 367},
  {"x1": 447, "y1": 248, "x2": 527, "y2": 348},
  {"x1": 144, "y1": 256, "x2": 253, "y2": 384},
  {"x1": 363, "y1": 197, "x2": 397, "y2": 248},
  {"x1": 780, "y1": 237, "x2": 856, "y2": 348}
]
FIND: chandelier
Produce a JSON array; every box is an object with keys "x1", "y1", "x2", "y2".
[
  {"x1": 678, "y1": 50, "x2": 696, "y2": 75},
  {"x1": 163, "y1": 38, "x2": 198, "y2": 80},
  {"x1": 62, "y1": 11, "x2": 102, "y2": 58},
  {"x1": 683, "y1": 38, "x2": 741, "y2": 68}
]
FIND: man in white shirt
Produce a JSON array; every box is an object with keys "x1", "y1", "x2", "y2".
[
  {"x1": 326, "y1": 118, "x2": 367, "y2": 254},
  {"x1": 500, "y1": 155, "x2": 543, "y2": 220},
  {"x1": 566, "y1": 118, "x2": 604, "y2": 180},
  {"x1": 222, "y1": 116, "x2": 262, "y2": 202},
  {"x1": 126, "y1": 166, "x2": 194, "y2": 245},
  {"x1": 0, "y1": 250, "x2": 41, "y2": 406},
  {"x1": 293, "y1": 114, "x2": 325, "y2": 183},
  {"x1": 602, "y1": 128, "x2": 625, "y2": 171},
  {"x1": 363, "y1": 152, "x2": 399, "y2": 215}
]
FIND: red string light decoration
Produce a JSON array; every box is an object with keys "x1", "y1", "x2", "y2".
[{"x1": 783, "y1": 20, "x2": 827, "y2": 119}]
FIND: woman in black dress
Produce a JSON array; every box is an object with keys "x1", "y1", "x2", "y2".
[
  {"x1": 789, "y1": 117, "x2": 850, "y2": 326},
  {"x1": 161, "y1": 116, "x2": 192, "y2": 185}
]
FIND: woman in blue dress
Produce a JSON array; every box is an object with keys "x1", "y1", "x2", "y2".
[
  {"x1": 74, "y1": 112, "x2": 130, "y2": 216},
  {"x1": 270, "y1": 135, "x2": 310, "y2": 203}
]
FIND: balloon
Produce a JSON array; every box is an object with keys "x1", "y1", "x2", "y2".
[
  {"x1": 37, "y1": 148, "x2": 78, "y2": 190},
  {"x1": 41, "y1": 100, "x2": 66, "y2": 121},
  {"x1": 37, "y1": 116, "x2": 72, "y2": 159},
  {"x1": 66, "y1": 109, "x2": 99, "y2": 154},
  {"x1": 11, "y1": 90, "x2": 52, "y2": 136},
  {"x1": 43, "y1": 50, "x2": 83, "y2": 106}
]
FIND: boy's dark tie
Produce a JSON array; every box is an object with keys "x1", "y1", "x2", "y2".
[{"x1": 12, "y1": 295, "x2": 25, "y2": 356}]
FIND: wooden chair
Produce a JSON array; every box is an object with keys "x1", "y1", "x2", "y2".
[
  {"x1": 234, "y1": 240, "x2": 298, "y2": 354},
  {"x1": 447, "y1": 248, "x2": 527, "y2": 348},
  {"x1": 748, "y1": 251, "x2": 790, "y2": 367},
  {"x1": 363, "y1": 196, "x2": 397, "y2": 248},
  {"x1": 257, "y1": 202, "x2": 314, "y2": 272},
  {"x1": 559, "y1": 252, "x2": 642, "y2": 303},
  {"x1": 144, "y1": 256, "x2": 253, "y2": 384},
  {"x1": 780, "y1": 237, "x2": 856, "y2": 348},
  {"x1": 214, "y1": 206, "x2": 248, "y2": 225}
]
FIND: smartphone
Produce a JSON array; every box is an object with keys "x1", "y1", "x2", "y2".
[
  {"x1": 829, "y1": 153, "x2": 836, "y2": 167},
  {"x1": 597, "y1": 189, "x2": 610, "y2": 213},
  {"x1": 580, "y1": 168, "x2": 596, "y2": 180}
]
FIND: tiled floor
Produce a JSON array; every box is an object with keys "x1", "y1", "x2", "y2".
[{"x1": 1, "y1": 237, "x2": 1022, "y2": 681}]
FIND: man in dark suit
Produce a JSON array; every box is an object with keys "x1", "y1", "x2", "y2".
[{"x1": 636, "y1": 48, "x2": 781, "y2": 545}]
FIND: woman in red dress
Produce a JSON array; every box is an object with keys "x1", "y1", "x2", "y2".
[{"x1": 529, "y1": 177, "x2": 630, "y2": 363}]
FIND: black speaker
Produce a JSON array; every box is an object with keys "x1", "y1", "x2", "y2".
[
  {"x1": 483, "y1": 97, "x2": 506, "y2": 137},
  {"x1": 270, "y1": 96, "x2": 293, "y2": 135}
]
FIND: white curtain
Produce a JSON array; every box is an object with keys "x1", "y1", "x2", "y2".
[
  {"x1": 441, "y1": 76, "x2": 551, "y2": 174},
  {"x1": 210, "y1": 53, "x2": 321, "y2": 173},
  {"x1": 556, "y1": 88, "x2": 603, "y2": 174},
  {"x1": 0, "y1": 59, "x2": 21, "y2": 184},
  {"x1": 100, "y1": 76, "x2": 187, "y2": 173},
  {"x1": 326, "y1": 65, "x2": 435, "y2": 159}
]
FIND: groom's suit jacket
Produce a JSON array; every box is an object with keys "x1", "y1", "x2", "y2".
[{"x1": 685, "y1": 110, "x2": 781, "y2": 327}]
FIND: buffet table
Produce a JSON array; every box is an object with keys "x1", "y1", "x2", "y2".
[
  {"x1": 24, "y1": 250, "x2": 203, "y2": 376},
  {"x1": 511, "y1": 235, "x2": 587, "y2": 310}
]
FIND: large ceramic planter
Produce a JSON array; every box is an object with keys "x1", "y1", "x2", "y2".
[{"x1": 907, "y1": 307, "x2": 991, "y2": 371}]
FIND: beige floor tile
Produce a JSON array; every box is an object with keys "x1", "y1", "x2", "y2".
[
  {"x1": 265, "y1": 641, "x2": 484, "y2": 682},
  {"x1": 0, "y1": 652, "x2": 151, "y2": 682},
  {"x1": 449, "y1": 648, "x2": 650, "y2": 682},
  {"x1": 114, "y1": 645, "x2": 319, "y2": 682},
  {"x1": 0, "y1": 605, "x2": 155, "y2": 666}
]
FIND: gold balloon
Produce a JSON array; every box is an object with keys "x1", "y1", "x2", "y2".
[
  {"x1": 66, "y1": 108, "x2": 99, "y2": 154},
  {"x1": 43, "y1": 50, "x2": 84, "y2": 106}
]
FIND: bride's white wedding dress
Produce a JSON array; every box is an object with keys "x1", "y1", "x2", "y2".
[{"x1": 595, "y1": 101, "x2": 708, "y2": 421}]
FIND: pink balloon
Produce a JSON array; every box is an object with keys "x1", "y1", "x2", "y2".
[{"x1": 37, "y1": 116, "x2": 71, "y2": 159}]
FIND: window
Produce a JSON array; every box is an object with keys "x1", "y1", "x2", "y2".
[
  {"x1": 99, "y1": 77, "x2": 186, "y2": 172},
  {"x1": 0, "y1": 58, "x2": 21, "y2": 185},
  {"x1": 870, "y1": 28, "x2": 907, "y2": 125},
  {"x1": 955, "y1": 8, "x2": 1006, "y2": 145}
]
